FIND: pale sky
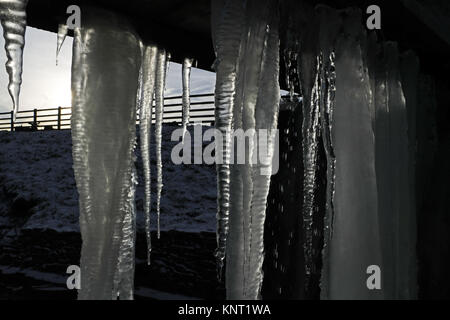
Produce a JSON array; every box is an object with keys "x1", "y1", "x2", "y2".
[{"x1": 0, "y1": 26, "x2": 216, "y2": 114}]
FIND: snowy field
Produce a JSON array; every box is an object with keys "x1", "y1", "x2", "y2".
[
  {"x1": 0, "y1": 124, "x2": 223, "y2": 299},
  {"x1": 0, "y1": 124, "x2": 217, "y2": 236}
]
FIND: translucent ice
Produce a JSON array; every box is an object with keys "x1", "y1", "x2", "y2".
[
  {"x1": 139, "y1": 44, "x2": 158, "y2": 264},
  {"x1": 320, "y1": 9, "x2": 383, "y2": 300},
  {"x1": 182, "y1": 57, "x2": 194, "y2": 142},
  {"x1": 71, "y1": 7, "x2": 141, "y2": 300},
  {"x1": 56, "y1": 24, "x2": 68, "y2": 65},
  {"x1": 213, "y1": 0, "x2": 280, "y2": 299},
  {"x1": 211, "y1": 0, "x2": 244, "y2": 280},
  {"x1": 0, "y1": 0, "x2": 28, "y2": 119},
  {"x1": 154, "y1": 47, "x2": 168, "y2": 239}
]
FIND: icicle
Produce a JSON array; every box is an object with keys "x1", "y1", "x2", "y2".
[
  {"x1": 301, "y1": 54, "x2": 321, "y2": 281},
  {"x1": 139, "y1": 44, "x2": 158, "y2": 265},
  {"x1": 247, "y1": 9, "x2": 280, "y2": 299},
  {"x1": 56, "y1": 24, "x2": 68, "y2": 66},
  {"x1": 211, "y1": 0, "x2": 244, "y2": 281},
  {"x1": 182, "y1": 57, "x2": 194, "y2": 143},
  {"x1": 318, "y1": 49, "x2": 337, "y2": 292},
  {"x1": 292, "y1": 4, "x2": 320, "y2": 288},
  {"x1": 71, "y1": 7, "x2": 141, "y2": 300},
  {"x1": 320, "y1": 8, "x2": 383, "y2": 300},
  {"x1": 215, "y1": 0, "x2": 280, "y2": 300},
  {"x1": 0, "y1": 0, "x2": 28, "y2": 119},
  {"x1": 154, "y1": 47, "x2": 167, "y2": 240},
  {"x1": 313, "y1": 5, "x2": 341, "y2": 297}
]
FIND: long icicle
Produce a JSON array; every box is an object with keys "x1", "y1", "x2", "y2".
[
  {"x1": 0, "y1": 0, "x2": 28, "y2": 120},
  {"x1": 315, "y1": 5, "x2": 341, "y2": 298},
  {"x1": 247, "y1": 4, "x2": 280, "y2": 298},
  {"x1": 182, "y1": 57, "x2": 194, "y2": 143},
  {"x1": 218, "y1": 0, "x2": 280, "y2": 299},
  {"x1": 236, "y1": 0, "x2": 276, "y2": 298},
  {"x1": 154, "y1": 47, "x2": 167, "y2": 240},
  {"x1": 322, "y1": 8, "x2": 383, "y2": 299},
  {"x1": 302, "y1": 54, "x2": 321, "y2": 282},
  {"x1": 56, "y1": 23, "x2": 68, "y2": 66},
  {"x1": 71, "y1": 7, "x2": 141, "y2": 299},
  {"x1": 211, "y1": 0, "x2": 244, "y2": 281},
  {"x1": 140, "y1": 44, "x2": 158, "y2": 264}
]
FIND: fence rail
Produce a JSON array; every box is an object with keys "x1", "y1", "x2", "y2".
[{"x1": 0, "y1": 93, "x2": 215, "y2": 132}]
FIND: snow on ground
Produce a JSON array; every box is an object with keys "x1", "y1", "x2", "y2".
[{"x1": 0, "y1": 124, "x2": 217, "y2": 235}]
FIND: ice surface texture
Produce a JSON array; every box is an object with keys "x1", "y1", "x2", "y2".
[
  {"x1": 154, "y1": 48, "x2": 169, "y2": 240},
  {"x1": 0, "y1": 0, "x2": 28, "y2": 119},
  {"x1": 212, "y1": 0, "x2": 280, "y2": 299},
  {"x1": 5, "y1": 0, "x2": 418, "y2": 300},
  {"x1": 139, "y1": 45, "x2": 158, "y2": 265},
  {"x1": 182, "y1": 57, "x2": 194, "y2": 142},
  {"x1": 71, "y1": 7, "x2": 141, "y2": 300},
  {"x1": 288, "y1": 3, "x2": 417, "y2": 299}
]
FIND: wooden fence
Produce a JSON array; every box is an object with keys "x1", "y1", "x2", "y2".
[{"x1": 0, "y1": 93, "x2": 215, "y2": 132}]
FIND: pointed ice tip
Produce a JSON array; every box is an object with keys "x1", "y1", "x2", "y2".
[
  {"x1": 216, "y1": 263, "x2": 224, "y2": 282},
  {"x1": 181, "y1": 127, "x2": 187, "y2": 144},
  {"x1": 56, "y1": 24, "x2": 68, "y2": 66}
]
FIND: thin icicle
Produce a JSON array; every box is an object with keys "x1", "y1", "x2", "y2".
[
  {"x1": 301, "y1": 54, "x2": 321, "y2": 280},
  {"x1": 0, "y1": 0, "x2": 28, "y2": 119},
  {"x1": 56, "y1": 24, "x2": 68, "y2": 65},
  {"x1": 211, "y1": 0, "x2": 244, "y2": 281},
  {"x1": 314, "y1": 6, "x2": 341, "y2": 297},
  {"x1": 294, "y1": 3, "x2": 320, "y2": 288},
  {"x1": 182, "y1": 57, "x2": 194, "y2": 143},
  {"x1": 154, "y1": 47, "x2": 167, "y2": 240},
  {"x1": 139, "y1": 44, "x2": 158, "y2": 265}
]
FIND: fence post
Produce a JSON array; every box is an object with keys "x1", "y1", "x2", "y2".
[
  {"x1": 33, "y1": 108, "x2": 37, "y2": 130},
  {"x1": 58, "y1": 106, "x2": 62, "y2": 130},
  {"x1": 10, "y1": 110, "x2": 14, "y2": 132}
]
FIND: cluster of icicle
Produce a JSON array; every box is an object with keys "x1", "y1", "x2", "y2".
[
  {"x1": 0, "y1": 0, "x2": 28, "y2": 120},
  {"x1": 2, "y1": 2, "x2": 192, "y2": 300},
  {"x1": 211, "y1": 0, "x2": 281, "y2": 299},
  {"x1": 0, "y1": 0, "x2": 419, "y2": 301},
  {"x1": 281, "y1": 2, "x2": 418, "y2": 299},
  {"x1": 69, "y1": 6, "x2": 182, "y2": 299}
]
